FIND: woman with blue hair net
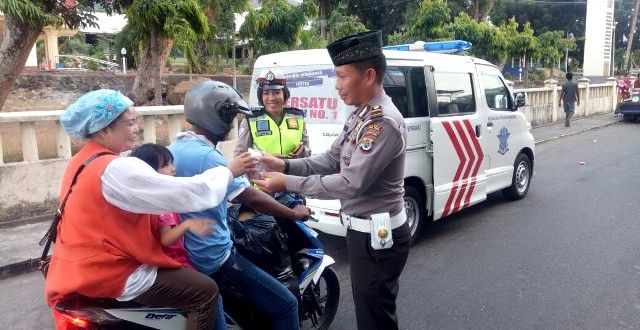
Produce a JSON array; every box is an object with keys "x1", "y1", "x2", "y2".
[{"x1": 44, "y1": 89, "x2": 258, "y2": 330}]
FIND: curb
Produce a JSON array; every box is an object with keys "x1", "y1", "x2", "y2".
[
  {"x1": 0, "y1": 214, "x2": 52, "y2": 230},
  {"x1": 0, "y1": 258, "x2": 41, "y2": 281},
  {"x1": 534, "y1": 119, "x2": 622, "y2": 145},
  {"x1": 0, "y1": 118, "x2": 624, "y2": 281}
]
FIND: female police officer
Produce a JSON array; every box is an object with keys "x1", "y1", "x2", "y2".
[{"x1": 234, "y1": 69, "x2": 311, "y2": 158}]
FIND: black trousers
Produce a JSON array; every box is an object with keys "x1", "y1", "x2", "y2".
[{"x1": 346, "y1": 222, "x2": 410, "y2": 330}]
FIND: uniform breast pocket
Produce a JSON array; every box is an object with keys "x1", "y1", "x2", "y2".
[{"x1": 341, "y1": 134, "x2": 357, "y2": 166}]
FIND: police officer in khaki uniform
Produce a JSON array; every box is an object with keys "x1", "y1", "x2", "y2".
[
  {"x1": 234, "y1": 69, "x2": 311, "y2": 158},
  {"x1": 254, "y1": 30, "x2": 410, "y2": 330}
]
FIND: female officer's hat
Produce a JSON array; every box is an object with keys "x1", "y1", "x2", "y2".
[{"x1": 256, "y1": 69, "x2": 287, "y2": 90}]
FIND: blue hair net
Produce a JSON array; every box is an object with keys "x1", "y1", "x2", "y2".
[{"x1": 60, "y1": 89, "x2": 134, "y2": 139}]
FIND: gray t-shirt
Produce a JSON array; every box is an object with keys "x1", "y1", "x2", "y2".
[{"x1": 562, "y1": 80, "x2": 579, "y2": 105}]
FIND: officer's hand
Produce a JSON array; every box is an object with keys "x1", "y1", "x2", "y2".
[
  {"x1": 252, "y1": 172, "x2": 286, "y2": 193},
  {"x1": 228, "y1": 152, "x2": 259, "y2": 177},
  {"x1": 260, "y1": 153, "x2": 286, "y2": 172},
  {"x1": 290, "y1": 205, "x2": 311, "y2": 221}
]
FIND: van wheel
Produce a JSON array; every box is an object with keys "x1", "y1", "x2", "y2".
[
  {"x1": 502, "y1": 153, "x2": 532, "y2": 200},
  {"x1": 404, "y1": 186, "x2": 425, "y2": 245}
]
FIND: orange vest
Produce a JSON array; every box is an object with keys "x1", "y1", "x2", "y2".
[{"x1": 45, "y1": 141, "x2": 180, "y2": 307}]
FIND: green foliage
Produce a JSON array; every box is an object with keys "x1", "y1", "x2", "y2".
[
  {"x1": 239, "y1": 0, "x2": 318, "y2": 56},
  {"x1": 114, "y1": 23, "x2": 142, "y2": 69},
  {"x1": 448, "y1": 13, "x2": 508, "y2": 64},
  {"x1": 0, "y1": 0, "x2": 63, "y2": 27},
  {"x1": 325, "y1": 2, "x2": 368, "y2": 43},
  {"x1": 0, "y1": 0, "x2": 131, "y2": 29},
  {"x1": 392, "y1": 0, "x2": 453, "y2": 43},
  {"x1": 534, "y1": 30, "x2": 576, "y2": 68}
]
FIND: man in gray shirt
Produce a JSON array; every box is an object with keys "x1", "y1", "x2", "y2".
[
  {"x1": 559, "y1": 72, "x2": 580, "y2": 127},
  {"x1": 254, "y1": 31, "x2": 410, "y2": 330}
]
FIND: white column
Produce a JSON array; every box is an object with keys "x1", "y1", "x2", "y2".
[
  {"x1": 25, "y1": 43, "x2": 39, "y2": 68},
  {"x1": 56, "y1": 121, "x2": 72, "y2": 159},
  {"x1": 20, "y1": 122, "x2": 39, "y2": 162},
  {"x1": 545, "y1": 79, "x2": 559, "y2": 123},
  {"x1": 606, "y1": 77, "x2": 618, "y2": 112},
  {"x1": 167, "y1": 114, "x2": 182, "y2": 142},
  {"x1": 143, "y1": 116, "x2": 157, "y2": 144},
  {"x1": 578, "y1": 77, "x2": 591, "y2": 117}
]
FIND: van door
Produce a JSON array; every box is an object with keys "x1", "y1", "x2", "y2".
[
  {"x1": 476, "y1": 65, "x2": 523, "y2": 193},
  {"x1": 429, "y1": 68, "x2": 488, "y2": 220}
]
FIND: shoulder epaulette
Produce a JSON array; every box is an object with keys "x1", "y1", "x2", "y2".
[
  {"x1": 247, "y1": 107, "x2": 266, "y2": 118},
  {"x1": 284, "y1": 107, "x2": 306, "y2": 117}
]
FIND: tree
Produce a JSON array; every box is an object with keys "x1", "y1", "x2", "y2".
[
  {"x1": 239, "y1": 0, "x2": 318, "y2": 57},
  {"x1": 346, "y1": 0, "x2": 413, "y2": 42},
  {"x1": 625, "y1": 0, "x2": 640, "y2": 73},
  {"x1": 324, "y1": 1, "x2": 367, "y2": 42},
  {"x1": 126, "y1": 0, "x2": 209, "y2": 105},
  {"x1": 448, "y1": 13, "x2": 508, "y2": 65},
  {"x1": 534, "y1": 30, "x2": 576, "y2": 71},
  {"x1": 387, "y1": 0, "x2": 453, "y2": 45},
  {"x1": 0, "y1": 0, "x2": 126, "y2": 110},
  {"x1": 448, "y1": 0, "x2": 495, "y2": 22}
]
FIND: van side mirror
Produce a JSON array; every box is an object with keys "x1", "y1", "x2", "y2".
[{"x1": 514, "y1": 92, "x2": 526, "y2": 109}]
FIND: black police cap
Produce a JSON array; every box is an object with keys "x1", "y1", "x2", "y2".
[{"x1": 326, "y1": 30, "x2": 383, "y2": 66}]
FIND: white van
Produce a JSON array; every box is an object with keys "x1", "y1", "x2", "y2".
[{"x1": 248, "y1": 42, "x2": 535, "y2": 244}]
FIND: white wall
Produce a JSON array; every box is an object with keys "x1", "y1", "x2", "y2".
[{"x1": 583, "y1": 0, "x2": 615, "y2": 76}]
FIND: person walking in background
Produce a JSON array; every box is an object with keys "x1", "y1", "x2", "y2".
[{"x1": 559, "y1": 72, "x2": 580, "y2": 127}]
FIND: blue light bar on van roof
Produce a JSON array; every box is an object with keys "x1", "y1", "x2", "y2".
[{"x1": 383, "y1": 40, "x2": 472, "y2": 54}]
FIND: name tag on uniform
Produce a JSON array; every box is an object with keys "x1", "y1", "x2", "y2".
[
  {"x1": 257, "y1": 120, "x2": 270, "y2": 132},
  {"x1": 256, "y1": 131, "x2": 272, "y2": 136},
  {"x1": 286, "y1": 118, "x2": 299, "y2": 130}
]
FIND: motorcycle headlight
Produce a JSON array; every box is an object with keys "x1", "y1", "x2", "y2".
[{"x1": 633, "y1": 96, "x2": 640, "y2": 103}]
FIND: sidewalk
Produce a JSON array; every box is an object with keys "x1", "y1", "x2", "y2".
[
  {"x1": 532, "y1": 113, "x2": 622, "y2": 144},
  {"x1": 0, "y1": 113, "x2": 624, "y2": 280}
]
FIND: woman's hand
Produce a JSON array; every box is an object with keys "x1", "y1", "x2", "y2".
[
  {"x1": 186, "y1": 218, "x2": 214, "y2": 237},
  {"x1": 228, "y1": 152, "x2": 259, "y2": 177}
]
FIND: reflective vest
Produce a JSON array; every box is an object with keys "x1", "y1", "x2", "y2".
[{"x1": 248, "y1": 107, "x2": 305, "y2": 156}]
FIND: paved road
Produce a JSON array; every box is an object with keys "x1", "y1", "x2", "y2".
[{"x1": 2, "y1": 122, "x2": 639, "y2": 330}]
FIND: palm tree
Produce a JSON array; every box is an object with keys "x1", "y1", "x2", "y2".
[
  {"x1": 240, "y1": 0, "x2": 318, "y2": 57},
  {"x1": 0, "y1": 0, "x2": 124, "y2": 110},
  {"x1": 127, "y1": 0, "x2": 209, "y2": 105}
]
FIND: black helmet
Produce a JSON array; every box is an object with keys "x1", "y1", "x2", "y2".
[{"x1": 184, "y1": 80, "x2": 251, "y2": 139}]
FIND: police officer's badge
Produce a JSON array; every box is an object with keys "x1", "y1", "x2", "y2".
[
  {"x1": 265, "y1": 71, "x2": 275, "y2": 82},
  {"x1": 497, "y1": 127, "x2": 510, "y2": 155},
  {"x1": 286, "y1": 118, "x2": 299, "y2": 129},
  {"x1": 359, "y1": 137, "x2": 374, "y2": 152}
]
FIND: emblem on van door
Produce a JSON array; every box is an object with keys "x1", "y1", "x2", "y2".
[{"x1": 497, "y1": 127, "x2": 510, "y2": 155}]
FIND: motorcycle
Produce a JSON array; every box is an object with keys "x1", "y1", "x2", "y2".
[{"x1": 49, "y1": 212, "x2": 339, "y2": 330}]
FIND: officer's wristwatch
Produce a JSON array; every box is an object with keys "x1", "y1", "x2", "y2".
[{"x1": 283, "y1": 159, "x2": 290, "y2": 174}]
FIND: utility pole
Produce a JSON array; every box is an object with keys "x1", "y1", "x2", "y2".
[{"x1": 625, "y1": 0, "x2": 640, "y2": 74}]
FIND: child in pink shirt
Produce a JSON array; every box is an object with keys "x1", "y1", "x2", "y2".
[{"x1": 131, "y1": 143, "x2": 213, "y2": 270}]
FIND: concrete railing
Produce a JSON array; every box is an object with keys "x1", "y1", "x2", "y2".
[
  {"x1": 0, "y1": 106, "x2": 186, "y2": 164},
  {"x1": 0, "y1": 80, "x2": 619, "y2": 221},
  {"x1": 513, "y1": 77, "x2": 617, "y2": 127}
]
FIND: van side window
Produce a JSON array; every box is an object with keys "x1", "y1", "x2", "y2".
[
  {"x1": 433, "y1": 72, "x2": 475, "y2": 116},
  {"x1": 481, "y1": 73, "x2": 512, "y2": 110},
  {"x1": 383, "y1": 66, "x2": 429, "y2": 118}
]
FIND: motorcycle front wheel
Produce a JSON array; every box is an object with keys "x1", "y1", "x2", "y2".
[{"x1": 300, "y1": 267, "x2": 340, "y2": 330}]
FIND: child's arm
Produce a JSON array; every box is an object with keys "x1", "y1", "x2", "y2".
[{"x1": 160, "y1": 218, "x2": 214, "y2": 246}]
